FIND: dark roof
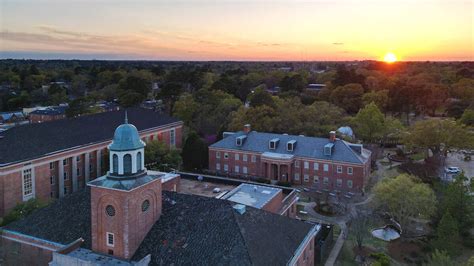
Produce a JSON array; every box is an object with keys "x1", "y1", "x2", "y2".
[
  {"x1": 0, "y1": 108, "x2": 180, "y2": 165},
  {"x1": 5, "y1": 189, "x2": 316, "y2": 266},
  {"x1": 30, "y1": 106, "x2": 67, "y2": 115},
  {"x1": 210, "y1": 131, "x2": 370, "y2": 164}
]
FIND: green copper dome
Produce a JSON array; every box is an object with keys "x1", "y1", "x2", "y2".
[{"x1": 109, "y1": 112, "x2": 145, "y2": 151}]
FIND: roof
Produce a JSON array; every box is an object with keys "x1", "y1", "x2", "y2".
[
  {"x1": 109, "y1": 119, "x2": 145, "y2": 151},
  {"x1": 223, "y1": 183, "x2": 282, "y2": 209},
  {"x1": 0, "y1": 111, "x2": 24, "y2": 120},
  {"x1": 4, "y1": 189, "x2": 316, "y2": 266},
  {"x1": 0, "y1": 108, "x2": 180, "y2": 166},
  {"x1": 30, "y1": 106, "x2": 67, "y2": 116},
  {"x1": 210, "y1": 131, "x2": 370, "y2": 164},
  {"x1": 88, "y1": 173, "x2": 162, "y2": 190}
]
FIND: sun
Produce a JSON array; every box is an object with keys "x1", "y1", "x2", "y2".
[{"x1": 383, "y1": 52, "x2": 397, "y2": 63}]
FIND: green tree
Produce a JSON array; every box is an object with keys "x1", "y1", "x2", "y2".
[
  {"x1": 460, "y1": 109, "x2": 474, "y2": 126},
  {"x1": 66, "y1": 98, "x2": 90, "y2": 117},
  {"x1": 362, "y1": 90, "x2": 389, "y2": 112},
  {"x1": 280, "y1": 74, "x2": 305, "y2": 92},
  {"x1": 182, "y1": 132, "x2": 208, "y2": 171},
  {"x1": 403, "y1": 119, "x2": 474, "y2": 160},
  {"x1": 330, "y1": 83, "x2": 364, "y2": 114},
  {"x1": 433, "y1": 212, "x2": 461, "y2": 256},
  {"x1": 425, "y1": 250, "x2": 453, "y2": 266},
  {"x1": 117, "y1": 74, "x2": 151, "y2": 107},
  {"x1": 247, "y1": 85, "x2": 275, "y2": 108},
  {"x1": 352, "y1": 102, "x2": 385, "y2": 142},
  {"x1": 373, "y1": 174, "x2": 437, "y2": 232},
  {"x1": 173, "y1": 93, "x2": 199, "y2": 127},
  {"x1": 144, "y1": 140, "x2": 168, "y2": 165},
  {"x1": 163, "y1": 149, "x2": 182, "y2": 170}
]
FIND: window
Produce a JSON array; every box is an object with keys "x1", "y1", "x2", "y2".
[
  {"x1": 243, "y1": 166, "x2": 248, "y2": 174},
  {"x1": 123, "y1": 154, "x2": 132, "y2": 174},
  {"x1": 347, "y1": 180, "x2": 353, "y2": 188},
  {"x1": 223, "y1": 164, "x2": 229, "y2": 172},
  {"x1": 49, "y1": 162, "x2": 55, "y2": 170},
  {"x1": 251, "y1": 155, "x2": 256, "y2": 163},
  {"x1": 90, "y1": 152, "x2": 95, "y2": 159},
  {"x1": 64, "y1": 172, "x2": 68, "y2": 180},
  {"x1": 216, "y1": 151, "x2": 221, "y2": 159},
  {"x1": 106, "y1": 205, "x2": 116, "y2": 216},
  {"x1": 170, "y1": 128, "x2": 176, "y2": 146},
  {"x1": 50, "y1": 176, "x2": 55, "y2": 185},
  {"x1": 137, "y1": 152, "x2": 142, "y2": 171},
  {"x1": 323, "y1": 177, "x2": 329, "y2": 185},
  {"x1": 314, "y1": 162, "x2": 319, "y2": 171},
  {"x1": 76, "y1": 156, "x2": 80, "y2": 162},
  {"x1": 304, "y1": 174, "x2": 309, "y2": 182},
  {"x1": 337, "y1": 165, "x2": 342, "y2": 173},
  {"x1": 287, "y1": 140, "x2": 296, "y2": 151},
  {"x1": 77, "y1": 168, "x2": 81, "y2": 176},
  {"x1": 22, "y1": 169, "x2": 33, "y2": 197},
  {"x1": 216, "y1": 163, "x2": 221, "y2": 171},
  {"x1": 235, "y1": 166, "x2": 240, "y2": 173},
  {"x1": 313, "y1": 176, "x2": 319, "y2": 183},
  {"x1": 89, "y1": 164, "x2": 94, "y2": 173},
  {"x1": 224, "y1": 153, "x2": 229, "y2": 159},
  {"x1": 107, "y1": 232, "x2": 114, "y2": 247},
  {"x1": 142, "y1": 200, "x2": 150, "y2": 212},
  {"x1": 235, "y1": 154, "x2": 240, "y2": 161},
  {"x1": 336, "y1": 179, "x2": 342, "y2": 187},
  {"x1": 347, "y1": 167, "x2": 353, "y2": 175},
  {"x1": 236, "y1": 135, "x2": 246, "y2": 146},
  {"x1": 64, "y1": 187, "x2": 68, "y2": 195},
  {"x1": 63, "y1": 159, "x2": 68, "y2": 166},
  {"x1": 304, "y1": 161, "x2": 309, "y2": 169},
  {"x1": 294, "y1": 173, "x2": 300, "y2": 181},
  {"x1": 113, "y1": 154, "x2": 118, "y2": 173},
  {"x1": 323, "y1": 164, "x2": 329, "y2": 172},
  {"x1": 243, "y1": 154, "x2": 248, "y2": 162},
  {"x1": 295, "y1": 161, "x2": 300, "y2": 168}
]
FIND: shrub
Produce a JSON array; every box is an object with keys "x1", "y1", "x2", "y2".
[
  {"x1": 255, "y1": 177, "x2": 271, "y2": 184},
  {"x1": 0, "y1": 198, "x2": 48, "y2": 226},
  {"x1": 276, "y1": 181, "x2": 291, "y2": 187},
  {"x1": 370, "y1": 252, "x2": 390, "y2": 266}
]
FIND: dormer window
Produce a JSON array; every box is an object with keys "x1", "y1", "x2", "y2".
[
  {"x1": 287, "y1": 140, "x2": 296, "y2": 151},
  {"x1": 324, "y1": 143, "x2": 334, "y2": 156},
  {"x1": 269, "y1": 138, "x2": 280, "y2": 149},
  {"x1": 236, "y1": 135, "x2": 247, "y2": 146}
]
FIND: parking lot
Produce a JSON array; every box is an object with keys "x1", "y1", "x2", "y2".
[{"x1": 444, "y1": 151, "x2": 474, "y2": 181}]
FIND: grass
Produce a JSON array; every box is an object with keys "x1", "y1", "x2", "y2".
[{"x1": 409, "y1": 152, "x2": 425, "y2": 161}]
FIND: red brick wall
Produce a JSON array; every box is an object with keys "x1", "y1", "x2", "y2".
[
  {"x1": 208, "y1": 147, "x2": 369, "y2": 193},
  {"x1": 29, "y1": 114, "x2": 66, "y2": 124},
  {"x1": 162, "y1": 175, "x2": 180, "y2": 192},
  {"x1": 295, "y1": 236, "x2": 315, "y2": 266},
  {"x1": 262, "y1": 190, "x2": 284, "y2": 214},
  {"x1": 90, "y1": 178, "x2": 162, "y2": 259}
]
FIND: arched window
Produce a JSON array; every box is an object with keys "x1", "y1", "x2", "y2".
[
  {"x1": 137, "y1": 152, "x2": 142, "y2": 171},
  {"x1": 123, "y1": 154, "x2": 132, "y2": 174},
  {"x1": 113, "y1": 154, "x2": 118, "y2": 173}
]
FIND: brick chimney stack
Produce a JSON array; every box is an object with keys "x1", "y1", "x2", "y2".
[
  {"x1": 243, "y1": 124, "x2": 251, "y2": 134},
  {"x1": 329, "y1": 131, "x2": 336, "y2": 142}
]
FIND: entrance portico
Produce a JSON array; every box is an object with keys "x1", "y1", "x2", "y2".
[{"x1": 261, "y1": 152, "x2": 294, "y2": 183}]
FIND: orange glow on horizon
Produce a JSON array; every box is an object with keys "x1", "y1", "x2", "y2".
[{"x1": 383, "y1": 53, "x2": 397, "y2": 63}]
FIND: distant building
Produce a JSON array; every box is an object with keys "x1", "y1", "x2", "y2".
[
  {"x1": 305, "y1": 83, "x2": 326, "y2": 92},
  {"x1": 29, "y1": 106, "x2": 68, "y2": 123},
  {"x1": 1, "y1": 118, "x2": 318, "y2": 266},
  {"x1": 266, "y1": 86, "x2": 281, "y2": 95},
  {"x1": 0, "y1": 108, "x2": 183, "y2": 217},
  {"x1": 94, "y1": 101, "x2": 120, "y2": 113},
  {"x1": 0, "y1": 111, "x2": 25, "y2": 124},
  {"x1": 209, "y1": 124, "x2": 371, "y2": 193}
]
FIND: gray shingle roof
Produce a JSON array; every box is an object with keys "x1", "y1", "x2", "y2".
[
  {"x1": 0, "y1": 108, "x2": 180, "y2": 166},
  {"x1": 210, "y1": 131, "x2": 369, "y2": 164},
  {"x1": 4, "y1": 189, "x2": 316, "y2": 266}
]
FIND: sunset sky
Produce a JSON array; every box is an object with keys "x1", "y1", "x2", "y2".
[{"x1": 1, "y1": 0, "x2": 472, "y2": 61}]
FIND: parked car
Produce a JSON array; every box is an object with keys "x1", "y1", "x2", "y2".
[{"x1": 445, "y1": 167, "x2": 461, "y2": 174}]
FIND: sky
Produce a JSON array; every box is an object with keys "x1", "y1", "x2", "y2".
[{"x1": 0, "y1": 0, "x2": 472, "y2": 61}]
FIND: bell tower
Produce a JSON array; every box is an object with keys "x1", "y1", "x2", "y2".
[{"x1": 88, "y1": 111, "x2": 162, "y2": 259}]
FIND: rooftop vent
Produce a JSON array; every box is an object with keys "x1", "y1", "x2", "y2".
[
  {"x1": 269, "y1": 138, "x2": 280, "y2": 150},
  {"x1": 233, "y1": 204, "x2": 246, "y2": 215}
]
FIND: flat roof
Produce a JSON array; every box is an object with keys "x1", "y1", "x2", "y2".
[{"x1": 223, "y1": 183, "x2": 282, "y2": 209}]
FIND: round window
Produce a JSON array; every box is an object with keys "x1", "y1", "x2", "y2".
[
  {"x1": 142, "y1": 200, "x2": 150, "y2": 212},
  {"x1": 106, "y1": 205, "x2": 116, "y2": 217}
]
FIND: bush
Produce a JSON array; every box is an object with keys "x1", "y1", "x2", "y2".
[
  {"x1": 255, "y1": 177, "x2": 271, "y2": 184},
  {"x1": 370, "y1": 252, "x2": 390, "y2": 266},
  {"x1": 1, "y1": 198, "x2": 48, "y2": 226},
  {"x1": 276, "y1": 181, "x2": 291, "y2": 187}
]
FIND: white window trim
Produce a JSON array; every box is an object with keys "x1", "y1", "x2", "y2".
[
  {"x1": 22, "y1": 168, "x2": 35, "y2": 201},
  {"x1": 336, "y1": 179, "x2": 342, "y2": 187},
  {"x1": 347, "y1": 180, "x2": 353, "y2": 188},
  {"x1": 313, "y1": 162, "x2": 319, "y2": 171},
  {"x1": 337, "y1": 165, "x2": 342, "y2": 173},
  {"x1": 294, "y1": 173, "x2": 300, "y2": 180},
  {"x1": 216, "y1": 151, "x2": 221, "y2": 159},
  {"x1": 304, "y1": 161, "x2": 309, "y2": 169},
  {"x1": 304, "y1": 174, "x2": 309, "y2": 182},
  {"x1": 243, "y1": 166, "x2": 248, "y2": 174},
  {"x1": 216, "y1": 163, "x2": 221, "y2": 171},
  {"x1": 235, "y1": 165, "x2": 240, "y2": 173},
  {"x1": 106, "y1": 232, "x2": 114, "y2": 247},
  {"x1": 251, "y1": 155, "x2": 256, "y2": 163},
  {"x1": 224, "y1": 153, "x2": 229, "y2": 159},
  {"x1": 170, "y1": 128, "x2": 176, "y2": 147},
  {"x1": 235, "y1": 154, "x2": 239, "y2": 161},
  {"x1": 243, "y1": 154, "x2": 248, "y2": 162},
  {"x1": 347, "y1": 167, "x2": 353, "y2": 175},
  {"x1": 323, "y1": 164, "x2": 329, "y2": 172}
]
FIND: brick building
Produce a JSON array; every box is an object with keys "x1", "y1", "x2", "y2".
[
  {"x1": 0, "y1": 108, "x2": 183, "y2": 217},
  {"x1": 1, "y1": 119, "x2": 319, "y2": 266},
  {"x1": 209, "y1": 125, "x2": 371, "y2": 193},
  {"x1": 29, "y1": 106, "x2": 67, "y2": 123}
]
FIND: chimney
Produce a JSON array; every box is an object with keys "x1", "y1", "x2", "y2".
[
  {"x1": 329, "y1": 131, "x2": 336, "y2": 142},
  {"x1": 243, "y1": 124, "x2": 251, "y2": 134}
]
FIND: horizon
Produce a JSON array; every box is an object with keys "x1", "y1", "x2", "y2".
[{"x1": 1, "y1": 0, "x2": 473, "y2": 61}]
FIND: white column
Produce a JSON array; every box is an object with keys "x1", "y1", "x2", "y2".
[
  {"x1": 131, "y1": 152, "x2": 137, "y2": 174},
  {"x1": 72, "y1": 155, "x2": 78, "y2": 192},
  {"x1": 59, "y1": 160, "x2": 65, "y2": 197},
  {"x1": 118, "y1": 154, "x2": 124, "y2": 175},
  {"x1": 96, "y1": 149, "x2": 102, "y2": 177},
  {"x1": 85, "y1": 153, "x2": 90, "y2": 182},
  {"x1": 141, "y1": 151, "x2": 145, "y2": 169},
  {"x1": 109, "y1": 152, "x2": 114, "y2": 173}
]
